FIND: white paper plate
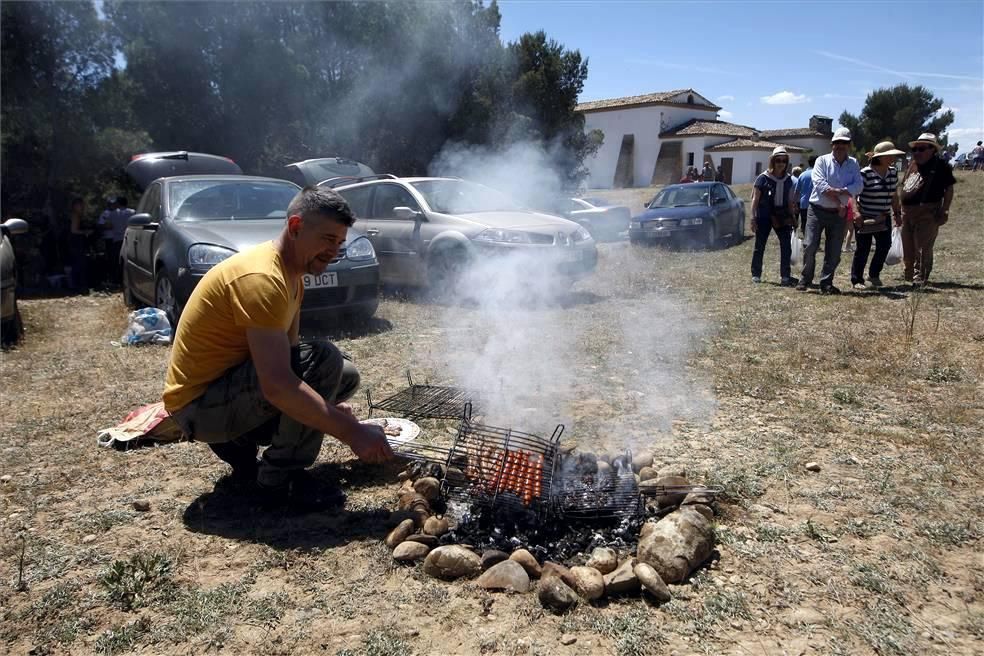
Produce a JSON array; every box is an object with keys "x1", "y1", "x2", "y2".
[{"x1": 361, "y1": 417, "x2": 421, "y2": 444}]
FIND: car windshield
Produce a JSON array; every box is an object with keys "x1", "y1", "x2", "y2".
[
  {"x1": 306, "y1": 158, "x2": 374, "y2": 182},
  {"x1": 169, "y1": 180, "x2": 298, "y2": 221},
  {"x1": 409, "y1": 179, "x2": 523, "y2": 213},
  {"x1": 648, "y1": 186, "x2": 710, "y2": 208}
]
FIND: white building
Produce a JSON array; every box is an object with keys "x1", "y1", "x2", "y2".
[{"x1": 577, "y1": 88, "x2": 832, "y2": 187}]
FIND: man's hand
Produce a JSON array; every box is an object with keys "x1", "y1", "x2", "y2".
[
  {"x1": 346, "y1": 423, "x2": 394, "y2": 464},
  {"x1": 335, "y1": 402, "x2": 355, "y2": 419}
]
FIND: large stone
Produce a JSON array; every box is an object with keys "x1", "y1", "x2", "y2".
[
  {"x1": 682, "y1": 488, "x2": 716, "y2": 507},
  {"x1": 510, "y1": 549, "x2": 542, "y2": 578},
  {"x1": 634, "y1": 562, "x2": 672, "y2": 602},
  {"x1": 538, "y1": 577, "x2": 579, "y2": 614},
  {"x1": 541, "y1": 562, "x2": 578, "y2": 589},
  {"x1": 569, "y1": 566, "x2": 605, "y2": 600},
  {"x1": 636, "y1": 507, "x2": 715, "y2": 584},
  {"x1": 413, "y1": 477, "x2": 441, "y2": 501},
  {"x1": 632, "y1": 451, "x2": 654, "y2": 473},
  {"x1": 653, "y1": 475, "x2": 690, "y2": 508},
  {"x1": 603, "y1": 559, "x2": 641, "y2": 595},
  {"x1": 656, "y1": 465, "x2": 687, "y2": 480},
  {"x1": 689, "y1": 505, "x2": 714, "y2": 520},
  {"x1": 596, "y1": 461, "x2": 612, "y2": 477},
  {"x1": 423, "y1": 545, "x2": 482, "y2": 580},
  {"x1": 405, "y1": 534, "x2": 439, "y2": 548},
  {"x1": 423, "y1": 516, "x2": 450, "y2": 537},
  {"x1": 384, "y1": 518, "x2": 416, "y2": 548},
  {"x1": 476, "y1": 560, "x2": 530, "y2": 593},
  {"x1": 638, "y1": 466, "x2": 658, "y2": 482},
  {"x1": 639, "y1": 522, "x2": 657, "y2": 539},
  {"x1": 585, "y1": 547, "x2": 617, "y2": 575},
  {"x1": 481, "y1": 549, "x2": 510, "y2": 570},
  {"x1": 393, "y1": 541, "x2": 430, "y2": 562}
]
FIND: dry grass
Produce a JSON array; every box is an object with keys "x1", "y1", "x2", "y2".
[{"x1": 1, "y1": 172, "x2": 982, "y2": 655}]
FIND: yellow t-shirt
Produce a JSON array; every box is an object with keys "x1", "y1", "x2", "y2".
[{"x1": 163, "y1": 241, "x2": 302, "y2": 412}]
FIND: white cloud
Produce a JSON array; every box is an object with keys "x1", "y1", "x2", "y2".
[
  {"x1": 760, "y1": 91, "x2": 810, "y2": 105},
  {"x1": 814, "y1": 50, "x2": 983, "y2": 82},
  {"x1": 717, "y1": 95, "x2": 735, "y2": 101},
  {"x1": 718, "y1": 110, "x2": 734, "y2": 119},
  {"x1": 936, "y1": 106, "x2": 959, "y2": 116},
  {"x1": 943, "y1": 127, "x2": 983, "y2": 139}
]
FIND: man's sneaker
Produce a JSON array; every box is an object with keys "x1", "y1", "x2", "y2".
[
  {"x1": 752, "y1": 276, "x2": 762, "y2": 283},
  {"x1": 853, "y1": 282, "x2": 866, "y2": 290},
  {"x1": 795, "y1": 281, "x2": 809, "y2": 291},
  {"x1": 820, "y1": 285, "x2": 842, "y2": 295},
  {"x1": 780, "y1": 277, "x2": 798, "y2": 287},
  {"x1": 868, "y1": 277, "x2": 883, "y2": 288},
  {"x1": 258, "y1": 470, "x2": 346, "y2": 514}
]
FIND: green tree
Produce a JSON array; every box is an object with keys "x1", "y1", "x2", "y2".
[{"x1": 839, "y1": 84, "x2": 954, "y2": 155}]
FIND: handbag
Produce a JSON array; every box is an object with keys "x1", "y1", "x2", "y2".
[
  {"x1": 790, "y1": 232, "x2": 803, "y2": 267},
  {"x1": 884, "y1": 226, "x2": 903, "y2": 266},
  {"x1": 856, "y1": 212, "x2": 890, "y2": 234}
]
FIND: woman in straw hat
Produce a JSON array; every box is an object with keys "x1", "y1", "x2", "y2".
[
  {"x1": 850, "y1": 141, "x2": 905, "y2": 289},
  {"x1": 900, "y1": 133, "x2": 956, "y2": 286},
  {"x1": 750, "y1": 146, "x2": 799, "y2": 286}
]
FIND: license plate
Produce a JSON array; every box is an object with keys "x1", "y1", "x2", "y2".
[
  {"x1": 652, "y1": 230, "x2": 671, "y2": 238},
  {"x1": 630, "y1": 221, "x2": 641, "y2": 229},
  {"x1": 303, "y1": 271, "x2": 338, "y2": 289}
]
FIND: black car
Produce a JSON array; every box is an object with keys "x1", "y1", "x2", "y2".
[
  {"x1": 629, "y1": 182, "x2": 744, "y2": 248},
  {"x1": 122, "y1": 153, "x2": 380, "y2": 327},
  {"x1": 549, "y1": 196, "x2": 631, "y2": 241},
  {"x1": 283, "y1": 157, "x2": 376, "y2": 187}
]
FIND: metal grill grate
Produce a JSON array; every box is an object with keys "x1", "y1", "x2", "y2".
[
  {"x1": 441, "y1": 406, "x2": 563, "y2": 515},
  {"x1": 551, "y1": 471, "x2": 644, "y2": 519},
  {"x1": 367, "y1": 372, "x2": 479, "y2": 420}
]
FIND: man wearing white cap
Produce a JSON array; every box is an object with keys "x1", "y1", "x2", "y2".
[
  {"x1": 900, "y1": 133, "x2": 956, "y2": 286},
  {"x1": 797, "y1": 127, "x2": 864, "y2": 294}
]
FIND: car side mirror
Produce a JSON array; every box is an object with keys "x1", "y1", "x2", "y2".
[
  {"x1": 393, "y1": 206, "x2": 422, "y2": 221},
  {"x1": 128, "y1": 213, "x2": 155, "y2": 228},
  {"x1": 1, "y1": 218, "x2": 29, "y2": 236}
]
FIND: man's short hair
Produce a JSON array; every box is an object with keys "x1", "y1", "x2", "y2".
[
  {"x1": 808, "y1": 155, "x2": 818, "y2": 167},
  {"x1": 287, "y1": 186, "x2": 356, "y2": 227}
]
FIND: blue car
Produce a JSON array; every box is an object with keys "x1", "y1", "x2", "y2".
[{"x1": 629, "y1": 182, "x2": 745, "y2": 248}]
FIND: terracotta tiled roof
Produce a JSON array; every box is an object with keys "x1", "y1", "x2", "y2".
[
  {"x1": 660, "y1": 119, "x2": 758, "y2": 138},
  {"x1": 575, "y1": 89, "x2": 721, "y2": 112},
  {"x1": 759, "y1": 128, "x2": 828, "y2": 139},
  {"x1": 706, "y1": 139, "x2": 809, "y2": 152}
]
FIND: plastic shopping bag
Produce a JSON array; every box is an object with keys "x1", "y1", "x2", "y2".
[
  {"x1": 885, "y1": 226, "x2": 903, "y2": 266},
  {"x1": 120, "y1": 308, "x2": 172, "y2": 345},
  {"x1": 789, "y1": 233, "x2": 803, "y2": 267}
]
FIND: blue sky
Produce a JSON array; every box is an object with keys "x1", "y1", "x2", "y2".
[{"x1": 499, "y1": 0, "x2": 984, "y2": 152}]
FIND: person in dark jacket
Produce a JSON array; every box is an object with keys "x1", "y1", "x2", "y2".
[
  {"x1": 750, "y1": 146, "x2": 799, "y2": 286},
  {"x1": 900, "y1": 133, "x2": 956, "y2": 286}
]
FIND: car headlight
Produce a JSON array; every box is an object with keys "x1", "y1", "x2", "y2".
[
  {"x1": 187, "y1": 244, "x2": 236, "y2": 272},
  {"x1": 346, "y1": 236, "x2": 376, "y2": 261},
  {"x1": 573, "y1": 226, "x2": 592, "y2": 242},
  {"x1": 679, "y1": 218, "x2": 704, "y2": 226},
  {"x1": 474, "y1": 228, "x2": 533, "y2": 244}
]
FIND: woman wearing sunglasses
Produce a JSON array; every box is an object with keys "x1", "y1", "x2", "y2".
[
  {"x1": 750, "y1": 146, "x2": 799, "y2": 286},
  {"x1": 900, "y1": 133, "x2": 956, "y2": 286}
]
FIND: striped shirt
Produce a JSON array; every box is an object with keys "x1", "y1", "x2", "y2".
[{"x1": 857, "y1": 166, "x2": 897, "y2": 218}]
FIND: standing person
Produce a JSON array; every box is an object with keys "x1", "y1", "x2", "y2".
[
  {"x1": 716, "y1": 164, "x2": 724, "y2": 183},
  {"x1": 971, "y1": 141, "x2": 984, "y2": 171},
  {"x1": 749, "y1": 146, "x2": 799, "y2": 286},
  {"x1": 702, "y1": 160, "x2": 715, "y2": 182},
  {"x1": 791, "y1": 166, "x2": 803, "y2": 183},
  {"x1": 67, "y1": 198, "x2": 92, "y2": 293},
  {"x1": 164, "y1": 187, "x2": 392, "y2": 510},
  {"x1": 679, "y1": 168, "x2": 696, "y2": 183},
  {"x1": 797, "y1": 128, "x2": 863, "y2": 294},
  {"x1": 851, "y1": 141, "x2": 905, "y2": 289},
  {"x1": 900, "y1": 133, "x2": 956, "y2": 286},
  {"x1": 794, "y1": 155, "x2": 817, "y2": 235},
  {"x1": 99, "y1": 196, "x2": 133, "y2": 286}
]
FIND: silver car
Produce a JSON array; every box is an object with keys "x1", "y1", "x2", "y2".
[
  {"x1": 328, "y1": 176, "x2": 597, "y2": 288},
  {"x1": 1, "y1": 217, "x2": 29, "y2": 345}
]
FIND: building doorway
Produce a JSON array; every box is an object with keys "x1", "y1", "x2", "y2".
[
  {"x1": 720, "y1": 157, "x2": 734, "y2": 184},
  {"x1": 652, "y1": 141, "x2": 682, "y2": 185}
]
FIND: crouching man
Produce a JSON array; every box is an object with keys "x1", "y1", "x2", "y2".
[{"x1": 163, "y1": 187, "x2": 393, "y2": 511}]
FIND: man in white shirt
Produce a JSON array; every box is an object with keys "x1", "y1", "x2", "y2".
[{"x1": 797, "y1": 128, "x2": 864, "y2": 294}]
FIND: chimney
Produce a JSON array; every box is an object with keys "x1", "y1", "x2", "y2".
[{"x1": 810, "y1": 115, "x2": 833, "y2": 135}]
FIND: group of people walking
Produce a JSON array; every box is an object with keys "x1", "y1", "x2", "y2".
[{"x1": 750, "y1": 128, "x2": 956, "y2": 293}]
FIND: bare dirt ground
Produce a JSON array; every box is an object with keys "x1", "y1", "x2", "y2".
[{"x1": 2, "y1": 173, "x2": 982, "y2": 655}]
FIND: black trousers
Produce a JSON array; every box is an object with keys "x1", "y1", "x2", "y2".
[
  {"x1": 851, "y1": 227, "x2": 892, "y2": 284},
  {"x1": 751, "y1": 220, "x2": 792, "y2": 279}
]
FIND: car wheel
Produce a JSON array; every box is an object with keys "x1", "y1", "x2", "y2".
[
  {"x1": 428, "y1": 247, "x2": 469, "y2": 298},
  {"x1": 1, "y1": 303, "x2": 23, "y2": 347},
  {"x1": 703, "y1": 223, "x2": 717, "y2": 250},
  {"x1": 155, "y1": 269, "x2": 178, "y2": 326},
  {"x1": 122, "y1": 264, "x2": 136, "y2": 308}
]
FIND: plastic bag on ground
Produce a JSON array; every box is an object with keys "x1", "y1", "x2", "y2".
[
  {"x1": 121, "y1": 308, "x2": 172, "y2": 345},
  {"x1": 790, "y1": 233, "x2": 804, "y2": 268},
  {"x1": 885, "y1": 226, "x2": 903, "y2": 266}
]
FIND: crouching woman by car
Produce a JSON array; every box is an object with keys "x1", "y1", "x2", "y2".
[
  {"x1": 750, "y1": 147, "x2": 799, "y2": 286},
  {"x1": 851, "y1": 141, "x2": 904, "y2": 289}
]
